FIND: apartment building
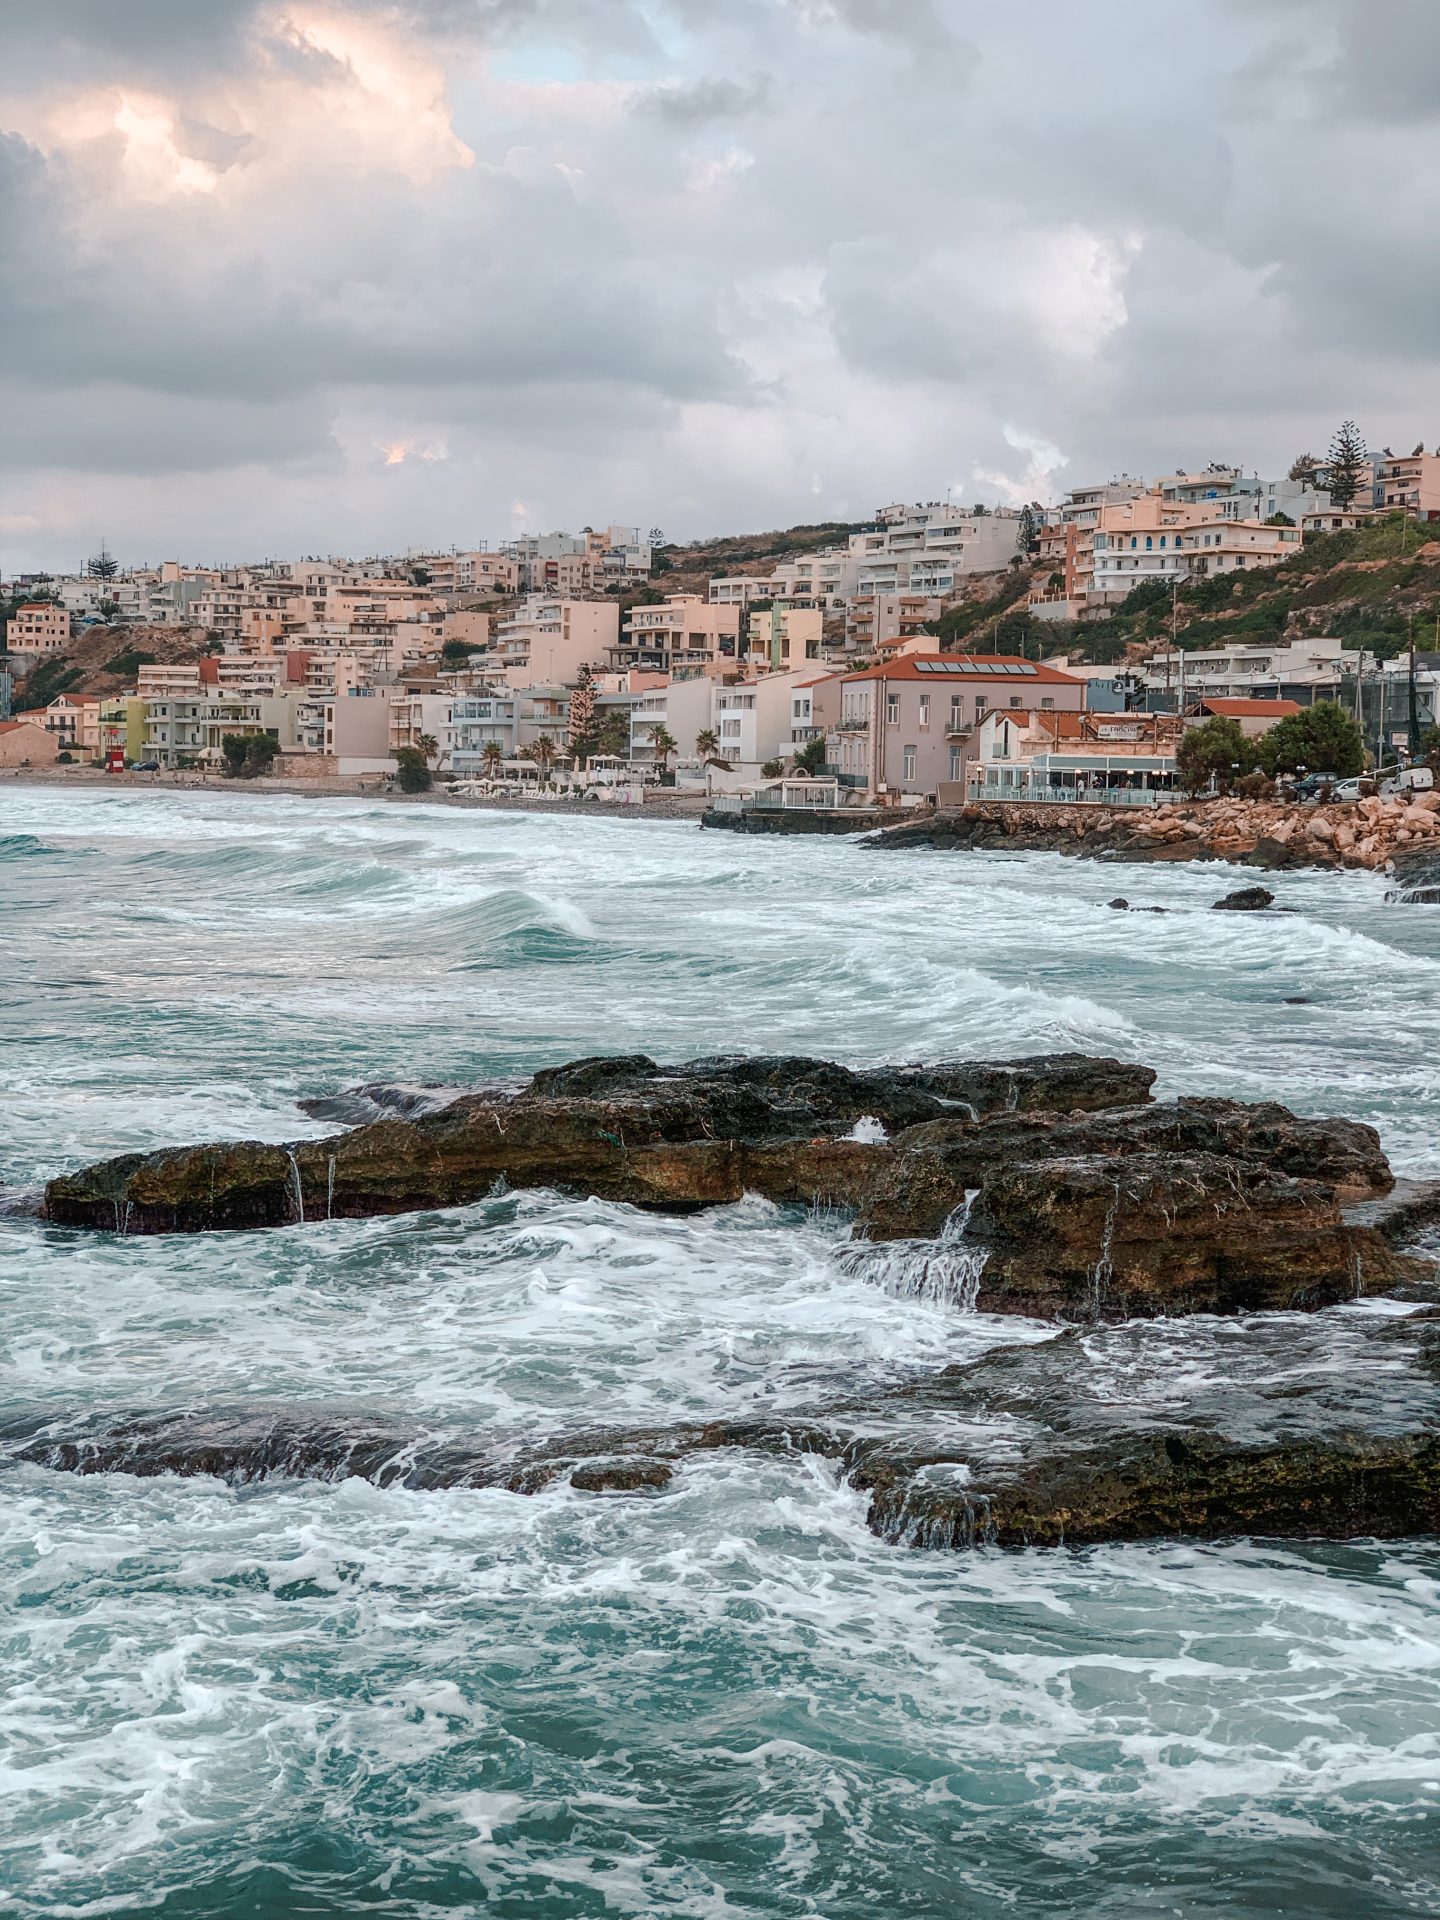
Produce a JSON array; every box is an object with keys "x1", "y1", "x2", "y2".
[
  {"x1": 6, "y1": 601, "x2": 71, "y2": 654},
  {"x1": 1138, "y1": 634, "x2": 1354, "y2": 708},
  {"x1": 707, "y1": 576, "x2": 776, "y2": 608},
  {"x1": 1089, "y1": 508, "x2": 1302, "y2": 604},
  {"x1": 614, "y1": 597, "x2": 740, "y2": 674},
  {"x1": 41, "y1": 693, "x2": 102, "y2": 754},
  {"x1": 855, "y1": 503, "x2": 1023, "y2": 593},
  {"x1": 829, "y1": 654, "x2": 1086, "y2": 799},
  {"x1": 845, "y1": 592, "x2": 942, "y2": 654},
  {"x1": 745, "y1": 602, "x2": 823, "y2": 671},
  {"x1": 491, "y1": 597, "x2": 618, "y2": 686},
  {"x1": 142, "y1": 689, "x2": 305, "y2": 767},
  {"x1": 1373, "y1": 451, "x2": 1440, "y2": 521}
]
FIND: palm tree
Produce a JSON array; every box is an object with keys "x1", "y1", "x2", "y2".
[
  {"x1": 523, "y1": 736, "x2": 557, "y2": 782},
  {"x1": 480, "y1": 740, "x2": 504, "y2": 781},
  {"x1": 417, "y1": 732, "x2": 440, "y2": 766},
  {"x1": 648, "y1": 723, "x2": 678, "y2": 776},
  {"x1": 695, "y1": 728, "x2": 719, "y2": 761}
]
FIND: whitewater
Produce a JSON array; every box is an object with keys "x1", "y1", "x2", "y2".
[{"x1": 3, "y1": 785, "x2": 1440, "y2": 1918}]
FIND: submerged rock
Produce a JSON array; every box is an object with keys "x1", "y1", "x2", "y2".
[{"x1": 12, "y1": 1309, "x2": 1439, "y2": 1552}]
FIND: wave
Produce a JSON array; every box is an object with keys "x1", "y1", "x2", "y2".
[{"x1": 0, "y1": 833, "x2": 51, "y2": 859}]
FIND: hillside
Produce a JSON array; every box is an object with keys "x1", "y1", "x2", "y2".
[
  {"x1": 655, "y1": 520, "x2": 867, "y2": 598},
  {"x1": 921, "y1": 512, "x2": 1440, "y2": 666},
  {"x1": 10, "y1": 624, "x2": 211, "y2": 711}
]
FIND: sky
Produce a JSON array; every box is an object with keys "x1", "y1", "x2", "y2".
[{"x1": 4, "y1": 0, "x2": 1440, "y2": 571}]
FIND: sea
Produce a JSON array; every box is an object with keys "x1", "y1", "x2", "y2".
[{"x1": 3, "y1": 785, "x2": 1439, "y2": 1918}]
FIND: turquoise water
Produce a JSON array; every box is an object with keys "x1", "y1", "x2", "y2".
[{"x1": 3, "y1": 787, "x2": 1440, "y2": 1918}]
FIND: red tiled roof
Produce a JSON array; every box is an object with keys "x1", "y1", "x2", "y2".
[
  {"x1": 843, "y1": 653, "x2": 1084, "y2": 685},
  {"x1": 0, "y1": 718, "x2": 46, "y2": 733},
  {"x1": 1199, "y1": 698, "x2": 1303, "y2": 719}
]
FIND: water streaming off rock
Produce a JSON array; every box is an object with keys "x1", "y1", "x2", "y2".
[{"x1": 4, "y1": 788, "x2": 1440, "y2": 1919}]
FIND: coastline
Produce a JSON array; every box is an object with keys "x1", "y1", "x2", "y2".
[{"x1": 0, "y1": 766, "x2": 712, "y2": 822}]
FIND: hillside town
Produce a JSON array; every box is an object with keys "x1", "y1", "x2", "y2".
[{"x1": 6, "y1": 435, "x2": 1440, "y2": 815}]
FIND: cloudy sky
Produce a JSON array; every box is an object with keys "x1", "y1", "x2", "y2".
[{"x1": 3, "y1": 0, "x2": 1439, "y2": 570}]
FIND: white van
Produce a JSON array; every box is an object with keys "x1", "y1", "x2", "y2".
[{"x1": 1380, "y1": 765, "x2": 1435, "y2": 798}]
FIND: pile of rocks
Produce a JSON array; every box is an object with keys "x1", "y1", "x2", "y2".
[
  {"x1": 871, "y1": 795, "x2": 1440, "y2": 876},
  {"x1": 1127, "y1": 791, "x2": 1440, "y2": 871}
]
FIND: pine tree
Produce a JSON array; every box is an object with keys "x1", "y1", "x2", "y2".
[
  {"x1": 1325, "y1": 421, "x2": 1368, "y2": 509},
  {"x1": 1016, "y1": 504, "x2": 1040, "y2": 553},
  {"x1": 87, "y1": 542, "x2": 118, "y2": 580},
  {"x1": 566, "y1": 667, "x2": 596, "y2": 752}
]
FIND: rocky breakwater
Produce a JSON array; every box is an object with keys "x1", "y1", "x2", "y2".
[
  {"x1": 42, "y1": 1050, "x2": 1418, "y2": 1319},
  {"x1": 868, "y1": 793, "x2": 1440, "y2": 875}
]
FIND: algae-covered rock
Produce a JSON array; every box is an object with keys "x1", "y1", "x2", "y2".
[{"x1": 13, "y1": 1311, "x2": 1439, "y2": 1552}]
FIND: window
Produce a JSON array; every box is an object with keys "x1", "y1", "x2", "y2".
[
  {"x1": 974, "y1": 696, "x2": 987, "y2": 716},
  {"x1": 950, "y1": 693, "x2": 963, "y2": 724},
  {"x1": 1009, "y1": 695, "x2": 1022, "y2": 707},
  {"x1": 886, "y1": 694, "x2": 900, "y2": 724},
  {"x1": 949, "y1": 747, "x2": 962, "y2": 779},
  {"x1": 903, "y1": 746, "x2": 917, "y2": 780},
  {"x1": 1145, "y1": 536, "x2": 1153, "y2": 550},
  {"x1": 1041, "y1": 696, "x2": 1054, "y2": 710},
  {"x1": 918, "y1": 695, "x2": 930, "y2": 728}
]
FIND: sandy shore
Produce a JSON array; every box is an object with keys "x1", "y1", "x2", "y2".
[{"x1": 0, "y1": 765, "x2": 711, "y2": 822}]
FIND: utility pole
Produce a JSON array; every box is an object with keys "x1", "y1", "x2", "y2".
[{"x1": 1409, "y1": 612, "x2": 1422, "y2": 760}]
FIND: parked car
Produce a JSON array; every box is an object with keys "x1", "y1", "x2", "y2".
[
  {"x1": 1380, "y1": 765, "x2": 1435, "y2": 798},
  {"x1": 1330, "y1": 777, "x2": 1365, "y2": 801},
  {"x1": 134, "y1": 760, "x2": 160, "y2": 772},
  {"x1": 1289, "y1": 772, "x2": 1342, "y2": 802}
]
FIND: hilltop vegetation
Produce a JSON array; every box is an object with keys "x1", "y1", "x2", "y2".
[
  {"x1": 1044, "y1": 512, "x2": 1440, "y2": 667},
  {"x1": 9, "y1": 624, "x2": 211, "y2": 710}
]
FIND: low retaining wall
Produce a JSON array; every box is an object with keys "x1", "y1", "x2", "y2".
[{"x1": 702, "y1": 806, "x2": 883, "y2": 835}]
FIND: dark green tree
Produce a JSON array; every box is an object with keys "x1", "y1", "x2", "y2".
[
  {"x1": 220, "y1": 733, "x2": 251, "y2": 777},
  {"x1": 394, "y1": 746, "x2": 432, "y2": 792},
  {"x1": 1176, "y1": 717, "x2": 1257, "y2": 795},
  {"x1": 1325, "y1": 420, "x2": 1368, "y2": 509},
  {"x1": 1257, "y1": 701, "x2": 1364, "y2": 777},
  {"x1": 792, "y1": 735, "x2": 827, "y2": 775},
  {"x1": 87, "y1": 544, "x2": 119, "y2": 580},
  {"x1": 1016, "y1": 504, "x2": 1040, "y2": 553}
]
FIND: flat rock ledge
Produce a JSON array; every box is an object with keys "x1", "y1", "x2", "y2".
[
  {"x1": 9, "y1": 1308, "x2": 1439, "y2": 1551},
  {"x1": 40, "y1": 1051, "x2": 1424, "y2": 1322}
]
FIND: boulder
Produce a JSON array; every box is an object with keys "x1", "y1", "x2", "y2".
[
  {"x1": 1212, "y1": 885, "x2": 1275, "y2": 911},
  {"x1": 856, "y1": 1096, "x2": 1392, "y2": 1243},
  {"x1": 969, "y1": 1151, "x2": 1401, "y2": 1319}
]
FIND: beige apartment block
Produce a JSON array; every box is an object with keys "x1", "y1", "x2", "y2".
[
  {"x1": 6, "y1": 602, "x2": 71, "y2": 654},
  {"x1": 615, "y1": 596, "x2": 740, "y2": 673},
  {"x1": 745, "y1": 603, "x2": 824, "y2": 670},
  {"x1": 491, "y1": 598, "x2": 618, "y2": 687}
]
